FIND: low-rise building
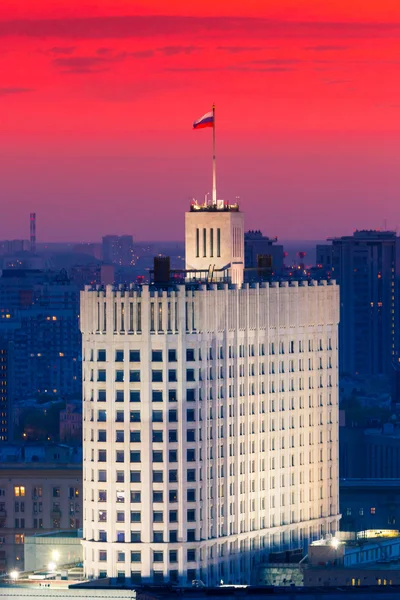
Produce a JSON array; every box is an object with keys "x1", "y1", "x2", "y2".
[{"x1": 0, "y1": 444, "x2": 82, "y2": 573}]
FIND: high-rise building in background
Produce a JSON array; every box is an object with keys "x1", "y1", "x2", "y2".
[
  {"x1": 0, "y1": 240, "x2": 30, "y2": 255},
  {"x1": 324, "y1": 231, "x2": 396, "y2": 377},
  {"x1": 102, "y1": 235, "x2": 134, "y2": 266},
  {"x1": 0, "y1": 269, "x2": 81, "y2": 401},
  {"x1": 81, "y1": 202, "x2": 340, "y2": 585},
  {"x1": 0, "y1": 340, "x2": 13, "y2": 442},
  {"x1": 244, "y1": 230, "x2": 284, "y2": 274}
]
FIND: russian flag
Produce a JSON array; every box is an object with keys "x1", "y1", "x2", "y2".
[{"x1": 193, "y1": 111, "x2": 214, "y2": 130}]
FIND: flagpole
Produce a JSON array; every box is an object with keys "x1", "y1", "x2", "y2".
[{"x1": 212, "y1": 104, "x2": 217, "y2": 206}]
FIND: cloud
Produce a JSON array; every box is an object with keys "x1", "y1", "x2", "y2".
[
  {"x1": 304, "y1": 45, "x2": 350, "y2": 51},
  {"x1": 96, "y1": 47, "x2": 113, "y2": 56},
  {"x1": 217, "y1": 46, "x2": 270, "y2": 53},
  {"x1": 0, "y1": 87, "x2": 33, "y2": 95},
  {"x1": 157, "y1": 45, "x2": 202, "y2": 56},
  {"x1": 249, "y1": 58, "x2": 302, "y2": 65},
  {"x1": 0, "y1": 16, "x2": 399, "y2": 41},
  {"x1": 52, "y1": 55, "x2": 120, "y2": 74},
  {"x1": 48, "y1": 46, "x2": 76, "y2": 55}
]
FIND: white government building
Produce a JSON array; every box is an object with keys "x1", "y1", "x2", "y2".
[{"x1": 80, "y1": 202, "x2": 340, "y2": 585}]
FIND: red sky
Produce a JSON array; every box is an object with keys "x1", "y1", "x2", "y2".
[{"x1": 1, "y1": 1, "x2": 400, "y2": 242}]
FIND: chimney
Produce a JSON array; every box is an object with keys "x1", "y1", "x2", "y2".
[
  {"x1": 153, "y1": 256, "x2": 171, "y2": 283},
  {"x1": 30, "y1": 213, "x2": 36, "y2": 253}
]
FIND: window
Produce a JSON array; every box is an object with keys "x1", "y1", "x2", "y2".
[
  {"x1": 131, "y1": 491, "x2": 141, "y2": 503},
  {"x1": 371, "y1": 507, "x2": 376, "y2": 515},
  {"x1": 168, "y1": 370, "x2": 177, "y2": 382},
  {"x1": 186, "y1": 409, "x2": 195, "y2": 422},
  {"x1": 98, "y1": 350, "x2": 106, "y2": 362},
  {"x1": 187, "y1": 489, "x2": 196, "y2": 502},
  {"x1": 130, "y1": 411, "x2": 141, "y2": 422},
  {"x1": 153, "y1": 491, "x2": 163, "y2": 503},
  {"x1": 169, "y1": 430, "x2": 178, "y2": 442},
  {"x1": 98, "y1": 470, "x2": 107, "y2": 482},
  {"x1": 130, "y1": 512, "x2": 141, "y2": 523},
  {"x1": 169, "y1": 490, "x2": 178, "y2": 503},
  {"x1": 130, "y1": 431, "x2": 141, "y2": 443},
  {"x1": 116, "y1": 511, "x2": 125, "y2": 523},
  {"x1": 115, "y1": 370, "x2": 124, "y2": 382},
  {"x1": 186, "y1": 349, "x2": 195, "y2": 362},
  {"x1": 131, "y1": 551, "x2": 141, "y2": 563},
  {"x1": 152, "y1": 350, "x2": 163, "y2": 362},
  {"x1": 187, "y1": 549, "x2": 196, "y2": 562},
  {"x1": 131, "y1": 531, "x2": 141, "y2": 542},
  {"x1": 168, "y1": 389, "x2": 177, "y2": 402},
  {"x1": 153, "y1": 511, "x2": 163, "y2": 523},
  {"x1": 187, "y1": 509, "x2": 196, "y2": 522},
  {"x1": 153, "y1": 532, "x2": 164, "y2": 543},
  {"x1": 130, "y1": 471, "x2": 141, "y2": 483},
  {"x1": 115, "y1": 350, "x2": 124, "y2": 362},
  {"x1": 99, "y1": 550, "x2": 107, "y2": 561},
  {"x1": 169, "y1": 470, "x2": 178, "y2": 483},
  {"x1": 170, "y1": 550, "x2": 178, "y2": 563},
  {"x1": 186, "y1": 369, "x2": 195, "y2": 382},
  {"x1": 14, "y1": 486, "x2": 25, "y2": 497},
  {"x1": 187, "y1": 449, "x2": 195, "y2": 462},
  {"x1": 153, "y1": 551, "x2": 163, "y2": 562},
  {"x1": 98, "y1": 490, "x2": 107, "y2": 502},
  {"x1": 152, "y1": 391, "x2": 163, "y2": 402},
  {"x1": 187, "y1": 469, "x2": 196, "y2": 482},
  {"x1": 152, "y1": 411, "x2": 163, "y2": 423},
  {"x1": 152, "y1": 430, "x2": 163, "y2": 443},
  {"x1": 187, "y1": 530, "x2": 196, "y2": 542},
  {"x1": 99, "y1": 530, "x2": 107, "y2": 542},
  {"x1": 130, "y1": 370, "x2": 140, "y2": 382},
  {"x1": 115, "y1": 390, "x2": 124, "y2": 402},
  {"x1": 116, "y1": 431, "x2": 124, "y2": 443},
  {"x1": 98, "y1": 389, "x2": 106, "y2": 402},
  {"x1": 130, "y1": 391, "x2": 140, "y2": 403},
  {"x1": 98, "y1": 450, "x2": 107, "y2": 462},
  {"x1": 98, "y1": 510, "x2": 107, "y2": 522},
  {"x1": 117, "y1": 534, "x2": 125, "y2": 544},
  {"x1": 152, "y1": 370, "x2": 163, "y2": 382},
  {"x1": 53, "y1": 487, "x2": 60, "y2": 498},
  {"x1": 186, "y1": 430, "x2": 195, "y2": 443},
  {"x1": 130, "y1": 350, "x2": 140, "y2": 362},
  {"x1": 169, "y1": 450, "x2": 177, "y2": 462},
  {"x1": 98, "y1": 410, "x2": 106, "y2": 422},
  {"x1": 130, "y1": 451, "x2": 141, "y2": 463},
  {"x1": 153, "y1": 451, "x2": 163, "y2": 462},
  {"x1": 170, "y1": 530, "x2": 178, "y2": 543},
  {"x1": 116, "y1": 410, "x2": 124, "y2": 423},
  {"x1": 168, "y1": 410, "x2": 177, "y2": 422},
  {"x1": 153, "y1": 471, "x2": 163, "y2": 483},
  {"x1": 186, "y1": 389, "x2": 195, "y2": 402},
  {"x1": 169, "y1": 510, "x2": 178, "y2": 523},
  {"x1": 116, "y1": 451, "x2": 124, "y2": 462},
  {"x1": 168, "y1": 349, "x2": 177, "y2": 362},
  {"x1": 116, "y1": 471, "x2": 124, "y2": 483}
]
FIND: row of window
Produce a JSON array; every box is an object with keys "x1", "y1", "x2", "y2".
[
  {"x1": 92, "y1": 341, "x2": 334, "y2": 365},
  {"x1": 95, "y1": 429, "x2": 196, "y2": 443},
  {"x1": 97, "y1": 508, "x2": 197, "y2": 524},
  {"x1": 97, "y1": 449, "x2": 197, "y2": 463},
  {"x1": 95, "y1": 469, "x2": 198, "y2": 483},
  {"x1": 96, "y1": 489, "x2": 196, "y2": 503},
  {"x1": 93, "y1": 369, "x2": 196, "y2": 383},
  {"x1": 12, "y1": 486, "x2": 79, "y2": 499},
  {"x1": 92, "y1": 389, "x2": 193, "y2": 403},
  {"x1": 95, "y1": 409, "x2": 196, "y2": 423},
  {"x1": 99, "y1": 548, "x2": 196, "y2": 563}
]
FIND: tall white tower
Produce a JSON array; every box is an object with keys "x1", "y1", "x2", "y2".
[{"x1": 185, "y1": 202, "x2": 244, "y2": 286}]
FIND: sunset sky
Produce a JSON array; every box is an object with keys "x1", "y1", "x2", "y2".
[{"x1": 1, "y1": 1, "x2": 400, "y2": 242}]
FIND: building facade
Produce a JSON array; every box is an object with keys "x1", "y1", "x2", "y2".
[
  {"x1": 244, "y1": 231, "x2": 284, "y2": 274},
  {"x1": 328, "y1": 231, "x2": 396, "y2": 377},
  {"x1": 0, "y1": 444, "x2": 82, "y2": 572},
  {"x1": 81, "y1": 205, "x2": 340, "y2": 585}
]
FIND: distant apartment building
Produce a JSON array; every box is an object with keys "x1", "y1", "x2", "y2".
[
  {"x1": 244, "y1": 230, "x2": 284, "y2": 273},
  {"x1": 340, "y1": 479, "x2": 400, "y2": 532},
  {"x1": 102, "y1": 236, "x2": 134, "y2": 267},
  {"x1": 0, "y1": 240, "x2": 30, "y2": 255},
  {"x1": 0, "y1": 340, "x2": 13, "y2": 443},
  {"x1": 60, "y1": 403, "x2": 82, "y2": 443},
  {"x1": 322, "y1": 231, "x2": 396, "y2": 376},
  {"x1": 0, "y1": 444, "x2": 82, "y2": 572},
  {"x1": 0, "y1": 269, "x2": 81, "y2": 400}
]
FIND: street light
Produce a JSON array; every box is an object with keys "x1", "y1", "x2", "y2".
[
  {"x1": 9, "y1": 570, "x2": 19, "y2": 581},
  {"x1": 331, "y1": 538, "x2": 340, "y2": 550},
  {"x1": 48, "y1": 562, "x2": 56, "y2": 572}
]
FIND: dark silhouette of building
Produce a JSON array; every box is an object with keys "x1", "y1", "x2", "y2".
[
  {"x1": 326, "y1": 231, "x2": 396, "y2": 376},
  {"x1": 244, "y1": 230, "x2": 284, "y2": 273},
  {"x1": 102, "y1": 235, "x2": 134, "y2": 266}
]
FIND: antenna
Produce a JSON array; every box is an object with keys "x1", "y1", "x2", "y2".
[{"x1": 30, "y1": 212, "x2": 36, "y2": 253}]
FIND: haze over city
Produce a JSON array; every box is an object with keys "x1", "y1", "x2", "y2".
[{"x1": 1, "y1": 0, "x2": 400, "y2": 242}]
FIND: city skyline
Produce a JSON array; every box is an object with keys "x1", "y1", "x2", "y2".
[{"x1": 1, "y1": 1, "x2": 400, "y2": 242}]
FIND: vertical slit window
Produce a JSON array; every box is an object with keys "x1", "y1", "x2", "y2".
[
  {"x1": 210, "y1": 229, "x2": 214, "y2": 257},
  {"x1": 192, "y1": 301, "x2": 195, "y2": 331},
  {"x1": 167, "y1": 302, "x2": 171, "y2": 331},
  {"x1": 129, "y1": 303, "x2": 133, "y2": 332},
  {"x1": 114, "y1": 303, "x2": 117, "y2": 332},
  {"x1": 150, "y1": 303, "x2": 155, "y2": 332},
  {"x1": 185, "y1": 302, "x2": 189, "y2": 332},
  {"x1": 103, "y1": 303, "x2": 107, "y2": 332},
  {"x1": 158, "y1": 302, "x2": 163, "y2": 332},
  {"x1": 196, "y1": 228, "x2": 199, "y2": 258},
  {"x1": 217, "y1": 228, "x2": 221, "y2": 257},
  {"x1": 137, "y1": 304, "x2": 142, "y2": 333},
  {"x1": 175, "y1": 302, "x2": 178, "y2": 332},
  {"x1": 121, "y1": 303, "x2": 125, "y2": 332},
  {"x1": 97, "y1": 302, "x2": 100, "y2": 331},
  {"x1": 203, "y1": 228, "x2": 207, "y2": 258}
]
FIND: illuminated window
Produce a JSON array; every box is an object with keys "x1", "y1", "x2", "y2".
[
  {"x1": 370, "y1": 507, "x2": 376, "y2": 515},
  {"x1": 14, "y1": 486, "x2": 25, "y2": 497}
]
